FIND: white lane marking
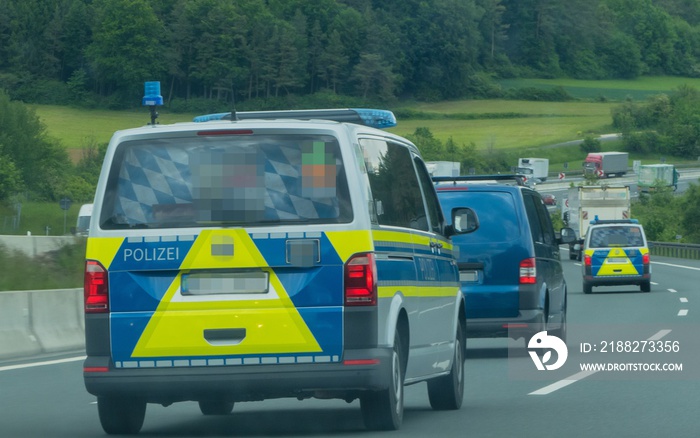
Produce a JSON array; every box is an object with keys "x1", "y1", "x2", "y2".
[
  {"x1": 529, "y1": 329, "x2": 671, "y2": 395},
  {"x1": 652, "y1": 282, "x2": 659, "y2": 285},
  {"x1": 669, "y1": 289, "x2": 677, "y2": 293},
  {"x1": 680, "y1": 297, "x2": 688, "y2": 303},
  {"x1": 528, "y1": 370, "x2": 596, "y2": 395},
  {"x1": 652, "y1": 261, "x2": 700, "y2": 271},
  {"x1": 0, "y1": 356, "x2": 85, "y2": 372},
  {"x1": 678, "y1": 309, "x2": 689, "y2": 316},
  {"x1": 648, "y1": 329, "x2": 672, "y2": 341}
]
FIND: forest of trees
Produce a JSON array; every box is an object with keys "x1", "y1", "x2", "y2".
[{"x1": 2, "y1": 0, "x2": 700, "y2": 108}]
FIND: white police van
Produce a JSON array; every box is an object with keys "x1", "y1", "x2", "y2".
[{"x1": 83, "y1": 83, "x2": 478, "y2": 434}]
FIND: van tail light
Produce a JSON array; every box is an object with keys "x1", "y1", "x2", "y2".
[
  {"x1": 584, "y1": 254, "x2": 592, "y2": 266},
  {"x1": 85, "y1": 260, "x2": 109, "y2": 313},
  {"x1": 642, "y1": 253, "x2": 650, "y2": 265},
  {"x1": 519, "y1": 258, "x2": 536, "y2": 284},
  {"x1": 344, "y1": 253, "x2": 377, "y2": 306}
]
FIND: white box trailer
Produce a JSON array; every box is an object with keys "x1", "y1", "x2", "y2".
[
  {"x1": 426, "y1": 161, "x2": 460, "y2": 177},
  {"x1": 563, "y1": 186, "x2": 631, "y2": 260},
  {"x1": 517, "y1": 158, "x2": 549, "y2": 181}
]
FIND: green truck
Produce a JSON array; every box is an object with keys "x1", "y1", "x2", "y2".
[{"x1": 637, "y1": 164, "x2": 679, "y2": 192}]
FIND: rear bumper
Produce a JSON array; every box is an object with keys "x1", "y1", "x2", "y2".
[
  {"x1": 466, "y1": 309, "x2": 545, "y2": 340},
  {"x1": 584, "y1": 274, "x2": 650, "y2": 287},
  {"x1": 83, "y1": 347, "x2": 393, "y2": 404}
]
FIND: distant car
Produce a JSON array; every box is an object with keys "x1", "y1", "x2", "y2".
[
  {"x1": 435, "y1": 175, "x2": 576, "y2": 344},
  {"x1": 542, "y1": 194, "x2": 556, "y2": 206},
  {"x1": 582, "y1": 219, "x2": 651, "y2": 294}
]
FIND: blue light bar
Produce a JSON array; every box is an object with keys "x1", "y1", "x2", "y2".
[
  {"x1": 142, "y1": 81, "x2": 163, "y2": 106},
  {"x1": 351, "y1": 108, "x2": 397, "y2": 129},
  {"x1": 192, "y1": 108, "x2": 397, "y2": 129},
  {"x1": 193, "y1": 112, "x2": 230, "y2": 123},
  {"x1": 590, "y1": 218, "x2": 639, "y2": 225}
]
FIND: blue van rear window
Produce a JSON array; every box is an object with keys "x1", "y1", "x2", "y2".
[
  {"x1": 100, "y1": 134, "x2": 352, "y2": 229},
  {"x1": 438, "y1": 191, "x2": 520, "y2": 243}
]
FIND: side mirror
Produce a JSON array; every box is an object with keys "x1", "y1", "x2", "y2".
[
  {"x1": 559, "y1": 227, "x2": 576, "y2": 244},
  {"x1": 449, "y1": 207, "x2": 479, "y2": 236}
]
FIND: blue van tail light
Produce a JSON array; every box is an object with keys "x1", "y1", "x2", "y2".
[
  {"x1": 85, "y1": 260, "x2": 109, "y2": 313},
  {"x1": 642, "y1": 253, "x2": 650, "y2": 265},
  {"x1": 519, "y1": 258, "x2": 536, "y2": 284},
  {"x1": 344, "y1": 253, "x2": 377, "y2": 306}
]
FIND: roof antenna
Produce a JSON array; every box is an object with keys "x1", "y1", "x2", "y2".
[{"x1": 230, "y1": 87, "x2": 239, "y2": 121}]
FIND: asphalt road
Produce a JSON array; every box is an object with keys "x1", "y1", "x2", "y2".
[{"x1": 2, "y1": 254, "x2": 700, "y2": 437}]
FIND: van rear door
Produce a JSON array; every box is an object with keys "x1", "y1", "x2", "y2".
[{"x1": 89, "y1": 130, "x2": 359, "y2": 368}]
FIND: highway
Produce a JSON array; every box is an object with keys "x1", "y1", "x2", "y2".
[
  {"x1": 1, "y1": 254, "x2": 699, "y2": 437},
  {"x1": 536, "y1": 168, "x2": 700, "y2": 211}
]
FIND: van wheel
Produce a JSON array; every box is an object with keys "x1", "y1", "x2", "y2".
[
  {"x1": 641, "y1": 281, "x2": 651, "y2": 293},
  {"x1": 198, "y1": 400, "x2": 234, "y2": 415},
  {"x1": 550, "y1": 308, "x2": 567, "y2": 343},
  {"x1": 428, "y1": 322, "x2": 465, "y2": 410},
  {"x1": 583, "y1": 282, "x2": 592, "y2": 294},
  {"x1": 97, "y1": 396, "x2": 146, "y2": 435},
  {"x1": 361, "y1": 330, "x2": 404, "y2": 431}
]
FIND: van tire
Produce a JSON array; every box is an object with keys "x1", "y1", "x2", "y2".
[
  {"x1": 428, "y1": 322, "x2": 465, "y2": 410},
  {"x1": 97, "y1": 396, "x2": 146, "y2": 435},
  {"x1": 583, "y1": 282, "x2": 592, "y2": 294},
  {"x1": 641, "y1": 281, "x2": 651, "y2": 293},
  {"x1": 361, "y1": 330, "x2": 404, "y2": 431},
  {"x1": 551, "y1": 308, "x2": 567, "y2": 343},
  {"x1": 198, "y1": 400, "x2": 234, "y2": 415}
]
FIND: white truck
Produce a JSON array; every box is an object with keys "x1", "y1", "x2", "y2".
[
  {"x1": 562, "y1": 185, "x2": 631, "y2": 260},
  {"x1": 426, "y1": 161, "x2": 460, "y2": 177},
  {"x1": 638, "y1": 163, "x2": 679, "y2": 192},
  {"x1": 517, "y1": 157, "x2": 549, "y2": 182}
]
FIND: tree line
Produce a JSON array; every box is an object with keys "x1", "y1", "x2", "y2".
[{"x1": 1, "y1": 0, "x2": 700, "y2": 108}]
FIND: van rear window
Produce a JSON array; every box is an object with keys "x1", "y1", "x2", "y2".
[
  {"x1": 100, "y1": 134, "x2": 352, "y2": 229},
  {"x1": 437, "y1": 191, "x2": 520, "y2": 243}
]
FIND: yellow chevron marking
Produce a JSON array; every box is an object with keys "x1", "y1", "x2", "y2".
[
  {"x1": 131, "y1": 231, "x2": 321, "y2": 357},
  {"x1": 325, "y1": 230, "x2": 372, "y2": 262},
  {"x1": 85, "y1": 237, "x2": 124, "y2": 268},
  {"x1": 596, "y1": 249, "x2": 640, "y2": 276}
]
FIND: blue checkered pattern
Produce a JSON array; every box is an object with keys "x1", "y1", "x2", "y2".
[
  {"x1": 114, "y1": 141, "x2": 342, "y2": 225},
  {"x1": 590, "y1": 226, "x2": 644, "y2": 248},
  {"x1": 116, "y1": 147, "x2": 192, "y2": 224}
]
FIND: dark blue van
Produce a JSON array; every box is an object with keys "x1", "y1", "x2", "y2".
[{"x1": 435, "y1": 176, "x2": 575, "y2": 343}]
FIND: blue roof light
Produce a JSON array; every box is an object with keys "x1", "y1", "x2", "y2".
[
  {"x1": 142, "y1": 81, "x2": 163, "y2": 106},
  {"x1": 351, "y1": 108, "x2": 397, "y2": 129}
]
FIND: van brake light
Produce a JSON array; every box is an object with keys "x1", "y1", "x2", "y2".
[
  {"x1": 85, "y1": 260, "x2": 109, "y2": 313},
  {"x1": 344, "y1": 253, "x2": 377, "y2": 306},
  {"x1": 519, "y1": 258, "x2": 536, "y2": 284}
]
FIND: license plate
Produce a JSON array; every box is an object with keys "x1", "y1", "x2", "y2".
[
  {"x1": 606, "y1": 258, "x2": 627, "y2": 264},
  {"x1": 182, "y1": 271, "x2": 269, "y2": 295},
  {"x1": 460, "y1": 271, "x2": 478, "y2": 282}
]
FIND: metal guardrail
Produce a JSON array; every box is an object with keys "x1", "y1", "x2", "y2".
[{"x1": 649, "y1": 242, "x2": 700, "y2": 260}]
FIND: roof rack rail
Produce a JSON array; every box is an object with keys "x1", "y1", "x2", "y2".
[
  {"x1": 193, "y1": 108, "x2": 397, "y2": 129},
  {"x1": 432, "y1": 174, "x2": 527, "y2": 186}
]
